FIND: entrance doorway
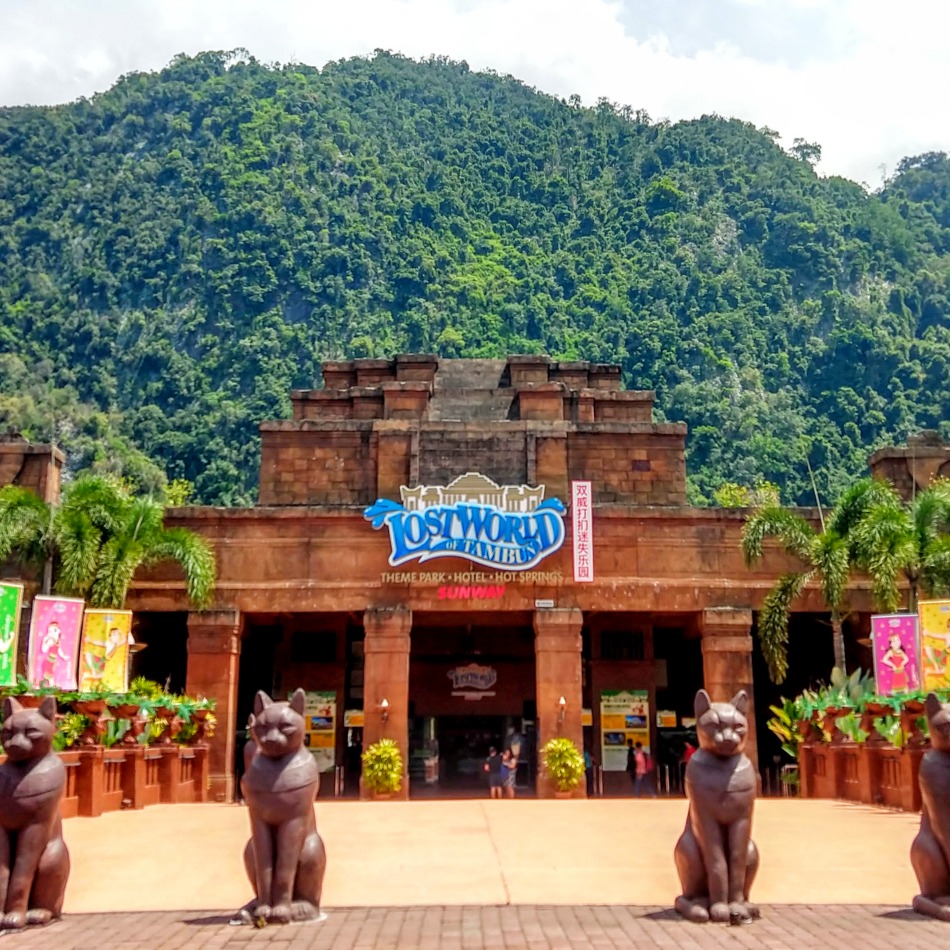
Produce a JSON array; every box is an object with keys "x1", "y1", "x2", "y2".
[
  {"x1": 408, "y1": 613, "x2": 536, "y2": 798},
  {"x1": 409, "y1": 714, "x2": 533, "y2": 797}
]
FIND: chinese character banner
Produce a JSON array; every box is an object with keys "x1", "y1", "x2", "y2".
[
  {"x1": 0, "y1": 582, "x2": 24, "y2": 687},
  {"x1": 28, "y1": 596, "x2": 84, "y2": 689},
  {"x1": 79, "y1": 609, "x2": 132, "y2": 693},
  {"x1": 571, "y1": 480, "x2": 594, "y2": 583},
  {"x1": 871, "y1": 613, "x2": 919, "y2": 695}
]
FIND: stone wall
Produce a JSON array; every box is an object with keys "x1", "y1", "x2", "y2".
[{"x1": 0, "y1": 440, "x2": 63, "y2": 502}]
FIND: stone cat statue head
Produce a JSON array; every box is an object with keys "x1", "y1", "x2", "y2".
[
  {"x1": 694, "y1": 689, "x2": 749, "y2": 758},
  {"x1": 248, "y1": 689, "x2": 307, "y2": 759},
  {"x1": 1, "y1": 695, "x2": 57, "y2": 763},
  {"x1": 925, "y1": 692, "x2": 950, "y2": 752}
]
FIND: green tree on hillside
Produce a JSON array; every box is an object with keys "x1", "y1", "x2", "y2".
[{"x1": 0, "y1": 51, "x2": 949, "y2": 504}]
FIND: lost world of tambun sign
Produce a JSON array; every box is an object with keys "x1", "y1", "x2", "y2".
[{"x1": 364, "y1": 473, "x2": 566, "y2": 570}]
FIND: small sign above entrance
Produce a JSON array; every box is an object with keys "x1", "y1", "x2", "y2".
[
  {"x1": 448, "y1": 662, "x2": 497, "y2": 700},
  {"x1": 364, "y1": 473, "x2": 566, "y2": 570}
]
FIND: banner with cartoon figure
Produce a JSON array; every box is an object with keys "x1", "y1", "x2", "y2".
[
  {"x1": 28, "y1": 596, "x2": 84, "y2": 689},
  {"x1": 79, "y1": 609, "x2": 132, "y2": 693},
  {"x1": 871, "y1": 613, "x2": 919, "y2": 695},
  {"x1": 919, "y1": 600, "x2": 950, "y2": 691},
  {"x1": 0, "y1": 582, "x2": 24, "y2": 687}
]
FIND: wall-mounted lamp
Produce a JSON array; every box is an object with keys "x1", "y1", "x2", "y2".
[
  {"x1": 557, "y1": 696, "x2": 567, "y2": 724},
  {"x1": 379, "y1": 698, "x2": 390, "y2": 723}
]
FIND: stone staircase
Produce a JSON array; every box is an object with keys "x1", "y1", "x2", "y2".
[{"x1": 427, "y1": 359, "x2": 514, "y2": 422}]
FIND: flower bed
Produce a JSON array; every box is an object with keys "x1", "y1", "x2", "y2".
[
  {"x1": 768, "y1": 667, "x2": 938, "y2": 812},
  {"x1": 0, "y1": 677, "x2": 214, "y2": 816}
]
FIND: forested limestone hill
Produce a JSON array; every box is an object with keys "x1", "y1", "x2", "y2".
[{"x1": 1, "y1": 50, "x2": 949, "y2": 504}]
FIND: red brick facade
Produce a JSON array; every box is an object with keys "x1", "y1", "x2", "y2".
[{"x1": 7, "y1": 357, "x2": 910, "y2": 801}]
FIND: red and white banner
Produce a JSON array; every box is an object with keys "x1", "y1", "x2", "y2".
[{"x1": 571, "y1": 480, "x2": 594, "y2": 583}]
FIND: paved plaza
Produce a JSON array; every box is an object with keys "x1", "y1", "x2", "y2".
[
  {"x1": 5, "y1": 799, "x2": 948, "y2": 948},
  {"x1": 5, "y1": 904, "x2": 950, "y2": 950}
]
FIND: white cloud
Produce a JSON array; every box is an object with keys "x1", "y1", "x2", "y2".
[{"x1": 0, "y1": 0, "x2": 948, "y2": 186}]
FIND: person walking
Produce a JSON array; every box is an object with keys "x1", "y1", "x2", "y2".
[
  {"x1": 484, "y1": 746, "x2": 503, "y2": 799},
  {"x1": 632, "y1": 741, "x2": 657, "y2": 797}
]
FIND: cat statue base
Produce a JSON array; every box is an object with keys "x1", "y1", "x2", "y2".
[
  {"x1": 911, "y1": 692, "x2": 950, "y2": 922},
  {"x1": 232, "y1": 689, "x2": 327, "y2": 927},
  {"x1": 0, "y1": 696, "x2": 70, "y2": 930},
  {"x1": 673, "y1": 689, "x2": 760, "y2": 925}
]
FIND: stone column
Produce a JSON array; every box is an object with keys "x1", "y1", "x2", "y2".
[
  {"x1": 534, "y1": 607, "x2": 585, "y2": 798},
  {"x1": 186, "y1": 609, "x2": 242, "y2": 802},
  {"x1": 362, "y1": 607, "x2": 412, "y2": 800},
  {"x1": 700, "y1": 607, "x2": 759, "y2": 771}
]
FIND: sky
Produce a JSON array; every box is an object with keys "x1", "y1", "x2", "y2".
[{"x1": 1, "y1": 0, "x2": 948, "y2": 188}]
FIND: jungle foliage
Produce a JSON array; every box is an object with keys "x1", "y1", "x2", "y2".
[{"x1": 1, "y1": 50, "x2": 949, "y2": 504}]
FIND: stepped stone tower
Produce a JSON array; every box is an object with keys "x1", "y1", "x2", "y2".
[{"x1": 258, "y1": 355, "x2": 687, "y2": 507}]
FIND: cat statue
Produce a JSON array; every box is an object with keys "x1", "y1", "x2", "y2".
[
  {"x1": 0, "y1": 695, "x2": 70, "y2": 930},
  {"x1": 673, "y1": 689, "x2": 760, "y2": 925},
  {"x1": 234, "y1": 689, "x2": 326, "y2": 926},
  {"x1": 911, "y1": 692, "x2": 950, "y2": 921}
]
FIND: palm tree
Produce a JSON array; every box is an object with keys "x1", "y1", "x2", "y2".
[
  {"x1": 742, "y1": 506, "x2": 850, "y2": 684},
  {"x1": 89, "y1": 493, "x2": 215, "y2": 608},
  {"x1": 848, "y1": 478, "x2": 950, "y2": 612},
  {"x1": 0, "y1": 474, "x2": 215, "y2": 608},
  {"x1": 742, "y1": 477, "x2": 916, "y2": 684}
]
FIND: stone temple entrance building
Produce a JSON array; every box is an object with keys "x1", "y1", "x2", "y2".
[{"x1": 52, "y1": 355, "x2": 918, "y2": 799}]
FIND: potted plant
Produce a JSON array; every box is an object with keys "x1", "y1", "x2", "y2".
[
  {"x1": 541, "y1": 737, "x2": 585, "y2": 798},
  {"x1": 361, "y1": 738, "x2": 403, "y2": 798}
]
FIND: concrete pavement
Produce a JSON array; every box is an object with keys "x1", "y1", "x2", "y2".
[{"x1": 60, "y1": 798, "x2": 921, "y2": 912}]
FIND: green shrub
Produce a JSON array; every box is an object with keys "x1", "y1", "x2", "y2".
[
  {"x1": 362, "y1": 738, "x2": 403, "y2": 795},
  {"x1": 541, "y1": 737, "x2": 585, "y2": 793}
]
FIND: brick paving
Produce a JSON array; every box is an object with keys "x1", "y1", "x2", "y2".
[{"x1": 3, "y1": 905, "x2": 949, "y2": 950}]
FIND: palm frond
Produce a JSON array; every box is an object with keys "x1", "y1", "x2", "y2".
[
  {"x1": 53, "y1": 506, "x2": 103, "y2": 597},
  {"x1": 742, "y1": 507, "x2": 814, "y2": 566},
  {"x1": 60, "y1": 474, "x2": 128, "y2": 533},
  {"x1": 921, "y1": 535, "x2": 950, "y2": 599},
  {"x1": 758, "y1": 571, "x2": 811, "y2": 684},
  {"x1": 0, "y1": 485, "x2": 52, "y2": 567},
  {"x1": 913, "y1": 485, "x2": 950, "y2": 549},
  {"x1": 145, "y1": 527, "x2": 216, "y2": 608},
  {"x1": 851, "y1": 503, "x2": 912, "y2": 566},
  {"x1": 828, "y1": 477, "x2": 898, "y2": 540},
  {"x1": 89, "y1": 534, "x2": 144, "y2": 609},
  {"x1": 811, "y1": 529, "x2": 850, "y2": 610},
  {"x1": 121, "y1": 496, "x2": 165, "y2": 543}
]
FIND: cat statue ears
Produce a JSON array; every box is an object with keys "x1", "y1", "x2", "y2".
[
  {"x1": 252, "y1": 688, "x2": 307, "y2": 719},
  {"x1": 694, "y1": 689, "x2": 750, "y2": 718},
  {"x1": 926, "y1": 692, "x2": 944, "y2": 720},
  {"x1": 2, "y1": 695, "x2": 57, "y2": 722}
]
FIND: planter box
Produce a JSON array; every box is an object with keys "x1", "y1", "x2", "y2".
[
  {"x1": 799, "y1": 742, "x2": 925, "y2": 811},
  {"x1": 0, "y1": 744, "x2": 210, "y2": 818}
]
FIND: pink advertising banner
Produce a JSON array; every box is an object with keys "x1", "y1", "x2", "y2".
[
  {"x1": 871, "y1": 613, "x2": 920, "y2": 696},
  {"x1": 572, "y1": 480, "x2": 593, "y2": 583},
  {"x1": 27, "y1": 596, "x2": 84, "y2": 689}
]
